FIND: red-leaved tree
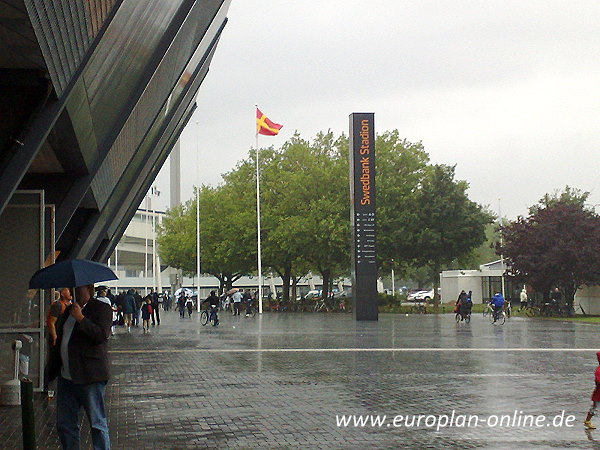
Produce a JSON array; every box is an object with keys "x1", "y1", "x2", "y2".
[{"x1": 498, "y1": 199, "x2": 600, "y2": 310}]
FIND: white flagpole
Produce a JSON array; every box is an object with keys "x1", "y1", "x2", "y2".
[
  {"x1": 255, "y1": 105, "x2": 263, "y2": 314},
  {"x1": 196, "y1": 121, "x2": 201, "y2": 312}
]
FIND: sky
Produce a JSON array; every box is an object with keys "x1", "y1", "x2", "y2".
[{"x1": 153, "y1": 0, "x2": 600, "y2": 220}]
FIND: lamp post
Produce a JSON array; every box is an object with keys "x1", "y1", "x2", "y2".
[
  {"x1": 499, "y1": 198, "x2": 505, "y2": 298},
  {"x1": 391, "y1": 259, "x2": 395, "y2": 296},
  {"x1": 150, "y1": 186, "x2": 160, "y2": 293}
]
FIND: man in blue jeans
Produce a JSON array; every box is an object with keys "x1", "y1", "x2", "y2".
[{"x1": 47, "y1": 284, "x2": 113, "y2": 449}]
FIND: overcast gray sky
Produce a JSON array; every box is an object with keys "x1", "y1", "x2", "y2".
[{"x1": 153, "y1": 0, "x2": 600, "y2": 220}]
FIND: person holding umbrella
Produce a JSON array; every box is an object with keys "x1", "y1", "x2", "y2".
[{"x1": 31, "y1": 259, "x2": 116, "y2": 450}]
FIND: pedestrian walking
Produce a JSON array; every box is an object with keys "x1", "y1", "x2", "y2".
[
  {"x1": 232, "y1": 289, "x2": 243, "y2": 316},
  {"x1": 121, "y1": 289, "x2": 136, "y2": 332},
  {"x1": 95, "y1": 288, "x2": 117, "y2": 336},
  {"x1": 519, "y1": 288, "x2": 528, "y2": 311},
  {"x1": 177, "y1": 294, "x2": 186, "y2": 318},
  {"x1": 47, "y1": 288, "x2": 73, "y2": 347},
  {"x1": 114, "y1": 291, "x2": 124, "y2": 326},
  {"x1": 44, "y1": 287, "x2": 72, "y2": 393},
  {"x1": 186, "y1": 296, "x2": 194, "y2": 318},
  {"x1": 46, "y1": 284, "x2": 112, "y2": 450},
  {"x1": 584, "y1": 352, "x2": 600, "y2": 429},
  {"x1": 133, "y1": 289, "x2": 143, "y2": 327},
  {"x1": 150, "y1": 289, "x2": 160, "y2": 326},
  {"x1": 141, "y1": 298, "x2": 153, "y2": 333}
]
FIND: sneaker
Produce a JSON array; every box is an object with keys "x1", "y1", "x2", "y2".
[{"x1": 585, "y1": 420, "x2": 596, "y2": 430}]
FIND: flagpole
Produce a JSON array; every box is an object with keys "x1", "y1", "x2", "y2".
[
  {"x1": 196, "y1": 121, "x2": 201, "y2": 312},
  {"x1": 255, "y1": 106, "x2": 263, "y2": 314}
]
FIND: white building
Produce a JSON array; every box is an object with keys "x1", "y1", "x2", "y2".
[{"x1": 441, "y1": 260, "x2": 600, "y2": 314}]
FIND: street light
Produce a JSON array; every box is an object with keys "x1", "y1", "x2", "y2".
[{"x1": 391, "y1": 259, "x2": 395, "y2": 296}]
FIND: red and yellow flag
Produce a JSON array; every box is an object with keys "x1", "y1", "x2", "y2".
[{"x1": 256, "y1": 108, "x2": 282, "y2": 136}]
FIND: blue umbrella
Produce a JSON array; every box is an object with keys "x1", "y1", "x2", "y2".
[{"x1": 29, "y1": 259, "x2": 118, "y2": 289}]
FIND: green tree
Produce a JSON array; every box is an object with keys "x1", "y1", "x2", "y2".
[
  {"x1": 406, "y1": 164, "x2": 493, "y2": 303},
  {"x1": 259, "y1": 131, "x2": 350, "y2": 300},
  {"x1": 156, "y1": 202, "x2": 197, "y2": 275},
  {"x1": 197, "y1": 184, "x2": 257, "y2": 291},
  {"x1": 375, "y1": 131, "x2": 430, "y2": 273},
  {"x1": 157, "y1": 184, "x2": 257, "y2": 292}
]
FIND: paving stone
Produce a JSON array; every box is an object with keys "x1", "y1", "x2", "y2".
[{"x1": 1, "y1": 312, "x2": 599, "y2": 447}]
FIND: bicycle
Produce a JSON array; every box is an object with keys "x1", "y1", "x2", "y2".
[
  {"x1": 455, "y1": 310, "x2": 471, "y2": 323},
  {"x1": 201, "y1": 307, "x2": 219, "y2": 326},
  {"x1": 522, "y1": 304, "x2": 541, "y2": 317},
  {"x1": 490, "y1": 308, "x2": 506, "y2": 325},
  {"x1": 504, "y1": 301, "x2": 512, "y2": 318},
  {"x1": 483, "y1": 302, "x2": 493, "y2": 317},
  {"x1": 411, "y1": 302, "x2": 427, "y2": 314},
  {"x1": 314, "y1": 298, "x2": 329, "y2": 312},
  {"x1": 245, "y1": 302, "x2": 257, "y2": 317}
]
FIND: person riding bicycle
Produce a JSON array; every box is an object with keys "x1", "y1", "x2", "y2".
[
  {"x1": 459, "y1": 292, "x2": 473, "y2": 320},
  {"x1": 455, "y1": 290, "x2": 467, "y2": 313},
  {"x1": 202, "y1": 291, "x2": 220, "y2": 325},
  {"x1": 490, "y1": 292, "x2": 505, "y2": 322}
]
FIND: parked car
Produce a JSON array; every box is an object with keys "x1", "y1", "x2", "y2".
[
  {"x1": 407, "y1": 290, "x2": 428, "y2": 302},
  {"x1": 332, "y1": 290, "x2": 351, "y2": 298}
]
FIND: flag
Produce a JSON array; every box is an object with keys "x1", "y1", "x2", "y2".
[{"x1": 256, "y1": 108, "x2": 282, "y2": 136}]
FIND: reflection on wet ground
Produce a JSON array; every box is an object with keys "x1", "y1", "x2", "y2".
[{"x1": 2, "y1": 312, "x2": 599, "y2": 448}]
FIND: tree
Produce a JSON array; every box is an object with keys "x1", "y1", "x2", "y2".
[
  {"x1": 375, "y1": 131, "x2": 430, "y2": 273},
  {"x1": 498, "y1": 190, "x2": 600, "y2": 310},
  {"x1": 197, "y1": 184, "x2": 257, "y2": 291},
  {"x1": 156, "y1": 202, "x2": 197, "y2": 275},
  {"x1": 157, "y1": 184, "x2": 257, "y2": 292},
  {"x1": 259, "y1": 131, "x2": 350, "y2": 300},
  {"x1": 406, "y1": 164, "x2": 493, "y2": 303}
]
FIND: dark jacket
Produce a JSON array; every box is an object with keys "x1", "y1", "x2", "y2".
[
  {"x1": 122, "y1": 293, "x2": 136, "y2": 314},
  {"x1": 203, "y1": 294, "x2": 219, "y2": 308},
  {"x1": 47, "y1": 299, "x2": 113, "y2": 384},
  {"x1": 141, "y1": 303, "x2": 153, "y2": 320}
]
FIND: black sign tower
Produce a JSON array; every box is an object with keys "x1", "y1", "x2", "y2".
[{"x1": 349, "y1": 113, "x2": 378, "y2": 321}]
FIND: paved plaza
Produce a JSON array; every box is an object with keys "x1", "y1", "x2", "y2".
[{"x1": 2, "y1": 310, "x2": 600, "y2": 448}]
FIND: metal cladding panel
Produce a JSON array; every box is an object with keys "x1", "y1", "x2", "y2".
[
  {"x1": 81, "y1": 0, "x2": 184, "y2": 145},
  {"x1": 77, "y1": 16, "x2": 225, "y2": 261},
  {"x1": 104, "y1": 40, "x2": 217, "y2": 243},
  {"x1": 90, "y1": 0, "x2": 226, "y2": 209},
  {"x1": 23, "y1": 0, "x2": 118, "y2": 96}
]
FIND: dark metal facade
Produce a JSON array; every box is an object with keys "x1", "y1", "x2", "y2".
[{"x1": 0, "y1": 0, "x2": 231, "y2": 262}]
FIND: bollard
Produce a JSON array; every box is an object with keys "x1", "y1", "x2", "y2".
[{"x1": 20, "y1": 378, "x2": 36, "y2": 450}]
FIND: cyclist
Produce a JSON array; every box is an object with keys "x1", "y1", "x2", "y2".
[
  {"x1": 202, "y1": 291, "x2": 220, "y2": 325},
  {"x1": 490, "y1": 292, "x2": 505, "y2": 322},
  {"x1": 459, "y1": 292, "x2": 472, "y2": 320}
]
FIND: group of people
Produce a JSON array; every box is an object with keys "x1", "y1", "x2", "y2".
[
  {"x1": 454, "y1": 290, "x2": 473, "y2": 320},
  {"x1": 221, "y1": 289, "x2": 257, "y2": 316},
  {"x1": 176, "y1": 292, "x2": 196, "y2": 318},
  {"x1": 454, "y1": 289, "x2": 507, "y2": 323},
  {"x1": 109, "y1": 288, "x2": 163, "y2": 332}
]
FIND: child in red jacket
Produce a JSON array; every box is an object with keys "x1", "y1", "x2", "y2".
[
  {"x1": 141, "y1": 298, "x2": 153, "y2": 333},
  {"x1": 584, "y1": 352, "x2": 600, "y2": 429}
]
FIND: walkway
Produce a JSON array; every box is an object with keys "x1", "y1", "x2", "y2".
[{"x1": 1, "y1": 311, "x2": 599, "y2": 448}]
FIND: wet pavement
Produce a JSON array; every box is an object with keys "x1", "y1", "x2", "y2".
[{"x1": 2, "y1": 310, "x2": 600, "y2": 448}]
